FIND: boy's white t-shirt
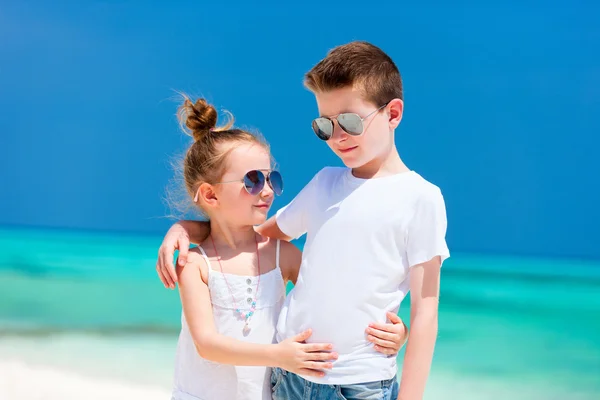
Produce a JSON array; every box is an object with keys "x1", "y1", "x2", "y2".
[{"x1": 275, "y1": 166, "x2": 450, "y2": 385}]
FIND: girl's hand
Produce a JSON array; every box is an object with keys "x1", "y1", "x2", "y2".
[
  {"x1": 275, "y1": 329, "x2": 338, "y2": 378},
  {"x1": 366, "y1": 312, "x2": 408, "y2": 356}
]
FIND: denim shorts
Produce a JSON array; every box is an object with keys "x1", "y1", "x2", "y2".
[{"x1": 270, "y1": 367, "x2": 399, "y2": 400}]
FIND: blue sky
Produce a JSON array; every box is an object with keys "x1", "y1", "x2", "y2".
[{"x1": 1, "y1": 1, "x2": 598, "y2": 259}]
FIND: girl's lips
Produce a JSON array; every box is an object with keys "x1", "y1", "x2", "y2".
[{"x1": 338, "y1": 146, "x2": 358, "y2": 153}]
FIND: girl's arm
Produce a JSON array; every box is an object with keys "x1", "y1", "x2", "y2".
[
  {"x1": 278, "y1": 242, "x2": 408, "y2": 355},
  {"x1": 177, "y1": 250, "x2": 337, "y2": 378}
]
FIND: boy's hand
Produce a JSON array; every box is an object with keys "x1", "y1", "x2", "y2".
[
  {"x1": 366, "y1": 312, "x2": 408, "y2": 356},
  {"x1": 156, "y1": 222, "x2": 190, "y2": 289}
]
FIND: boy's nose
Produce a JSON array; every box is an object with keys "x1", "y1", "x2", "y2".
[{"x1": 331, "y1": 121, "x2": 348, "y2": 142}]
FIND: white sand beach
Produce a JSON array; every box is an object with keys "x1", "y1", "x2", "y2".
[
  {"x1": 0, "y1": 360, "x2": 170, "y2": 400},
  {"x1": 0, "y1": 333, "x2": 176, "y2": 400}
]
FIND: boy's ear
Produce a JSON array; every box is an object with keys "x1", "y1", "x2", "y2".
[{"x1": 387, "y1": 98, "x2": 404, "y2": 130}]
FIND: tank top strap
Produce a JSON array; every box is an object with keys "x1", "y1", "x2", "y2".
[{"x1": 196, "y1": 245, "x2": 213, "y2": 278}]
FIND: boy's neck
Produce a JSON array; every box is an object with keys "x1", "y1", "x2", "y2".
[
  {"x1": 209, "y1": 220, "x2": 257, "y2": 250},
  {"x1": 351, "y1": 146, "x2": 409, "y2": 179}
]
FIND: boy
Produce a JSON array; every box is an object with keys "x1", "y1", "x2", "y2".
[{"x1": 157, "y1": 41, "x2": 449, "y2": 400}]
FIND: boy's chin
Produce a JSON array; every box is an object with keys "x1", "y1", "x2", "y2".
[{"x1": 339, "y1": 154, "x2": 368, "y2": 169}]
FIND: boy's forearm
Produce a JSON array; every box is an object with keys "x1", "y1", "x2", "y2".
[
  {"x1": 397, "y1": 311, "x2": 438, "y2": 400},
  {"x1": 254, "y1": 216, "x2": 292, "y2": 241},
  {"x1": 179, "y1": 220, "x2": 210, "y2": 245},
  {"x1": 195, "y1": 333, "x2": 280, "y2": 367}
]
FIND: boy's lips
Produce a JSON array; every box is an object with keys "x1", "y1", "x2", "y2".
[
  {"x1": 338, "y1": 146, "x2": 358, "y2": 153},
  {"x1": 254, "y1": 204, "x2": 271, "y2": 209}
]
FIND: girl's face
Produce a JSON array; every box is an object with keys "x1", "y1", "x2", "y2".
[{"x1": 203, "y1": 142, "x2": 276, "y2": 226}]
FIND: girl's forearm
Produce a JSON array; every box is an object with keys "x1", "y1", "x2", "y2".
[{"x1": 194, "y1": 332, "x2": 281, "y2": 367}]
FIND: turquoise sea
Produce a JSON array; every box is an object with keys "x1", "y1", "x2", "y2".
[{"x1": 0, "y1": 226, "x2": 599, "y2": 399}]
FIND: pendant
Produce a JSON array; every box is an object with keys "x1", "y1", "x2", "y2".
[{"x1": 243, "y1": 321, "x2": 251, "y2": 336}]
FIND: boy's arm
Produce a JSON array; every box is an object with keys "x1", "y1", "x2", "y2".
[
  {"x1": 278, "y1": 240, "x2": 303, "y2": 285},
  {"x1": 156, "y1": 220, "x2": 209, "y2": 289},
  {"x1": 177, "y1": 251, "x2": 336, "y2": 378},
  {"x1": 397, "y1": 256, "x2": 441, "y2": 400},
  {"x1": 398, "y1": 187, "x2": 449, "y2": 400},
  {"x1": 264, "y1": 168, "x2": 325, "y2": 242},
  {"x1": 255, "y1": 216, "x2": 293, "y2": 242},
  {"x1": 157, "y1": 217, "x2": 290, "y2": 289}
]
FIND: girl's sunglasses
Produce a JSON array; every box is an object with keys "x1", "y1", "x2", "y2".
[
  {"x1": 311, "y1": 103, "x2": 388, "y2": 141},
  {"x1": 217, "y1": 170, "x2": 284, "y2": 196}
]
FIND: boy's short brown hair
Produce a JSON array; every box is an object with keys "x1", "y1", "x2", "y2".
[{"x1": 304, "y1": 41, "x2": 403, "y2": 107}]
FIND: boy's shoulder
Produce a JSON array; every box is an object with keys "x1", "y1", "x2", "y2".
[
  {"x1": 406, "y1": 171, "x2": 443, "y2": 194},
  {"x1": 314, "y1": 166, "x2": 347, "y2": 179},
  {"x1": 302, "y1": 166, "x2": 347, "y2": 188},
  {"x1": 393, "y1": 171, "x2": 445, "y2": 207},
  {"x1": 308, "y1": 167, "x2": 445, "y2": 205}
]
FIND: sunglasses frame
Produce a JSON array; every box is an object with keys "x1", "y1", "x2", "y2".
[
  {"x1": 311, "y1": 102, "x2": 389, "y2": 141},
  {"x1": 215, "y1": 169, "x2": 283, "y2": 196}
]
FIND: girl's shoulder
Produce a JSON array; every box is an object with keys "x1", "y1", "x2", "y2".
[
  {"x1": 177, "y1": 246, "x2": 211, "y2": 284},
  {"x1": 260, "y1": 236, "x2": 299, "y2": 260}
]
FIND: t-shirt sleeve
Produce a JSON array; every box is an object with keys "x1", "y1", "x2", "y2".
[
  {"x1": 275, "y1": 170, "x2": 321, "y2": 240},
  {"x1": 406, "y1": 187, "x2": 450, "y2": 268}
]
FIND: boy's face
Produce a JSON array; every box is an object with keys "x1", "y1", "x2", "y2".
[{"x1": 313, "y1": 86, "x2": 402, "y2": 170}]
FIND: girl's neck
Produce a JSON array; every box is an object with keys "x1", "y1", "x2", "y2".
[{"x1": 209, "y1": 220, "x2": 257, "y2": 250}]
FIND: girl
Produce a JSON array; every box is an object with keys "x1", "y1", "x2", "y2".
[{"x1": 170, "y1": 96, "x2": 406, "y2": 400}]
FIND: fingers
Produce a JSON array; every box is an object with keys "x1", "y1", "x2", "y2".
[
  {"x1": 177, "y1": 235, "x2": 190, "y2": 267},
  {"x1": 302, "y1": 342, "x2": 333, "y2": 353},
  {"x1": 302, "y1": 349, "x2": 338, "y2": 362},
  {"x1": 298, "y1": 368, "x2": 326, "y2": 378},
  {"x1": 292, "y1": 329, "x2": 312, "y2": 343},
  {"x1": 367, "y1": 312, "x2": 405, "y2": 334},
  {"x1": 156, "y1": 259, "x2": 169, "y2": 287},
  {"x1": 302, "y1": 361, "x2": 333, "y2": 370},
  {"x1": 160, "y1": 245, "x2": 176, "y2": 289},
  {"x1": 366, "y1": 327, "x2": 398, "y2": 342},
  {"x1": 167, "y1": 235, "x2": 190, "y2": 288},
  {"x1": 373, "y1": 344, "x2": 398, "y2": 356},
  {"x1": 157, "y1": 248, "x2": 175, "y2": 289},
  {"x1": 367, "y1": 334, "x2": 398, "y2": 351},
  {"x1": 368, "y1": 320, "x2": 404, "y2": 334},
  {"x1": 386, "y1": 311, "x2": 402, "y2": 324}
]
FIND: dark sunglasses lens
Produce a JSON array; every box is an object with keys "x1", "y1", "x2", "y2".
[
  {"x1": 243, "y1": 170, "x2": 265, "y2": 195},
  {"x1": 337, "y1": 113, "x2": 363, "y2": 135},
  {"x1": 312, "y1": 118, "x2": 333, "y2": 140},
  {"x1": 268, "y1": 171, "x2": 284, "y2": 196}
]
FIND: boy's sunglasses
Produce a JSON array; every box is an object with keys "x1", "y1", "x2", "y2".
[
  {"x1": 217, "y1": 170, "x2": 284, "y2": 196},
  {"x1": 311, "y1": 103, "x2": 389, "y2": 141}
]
